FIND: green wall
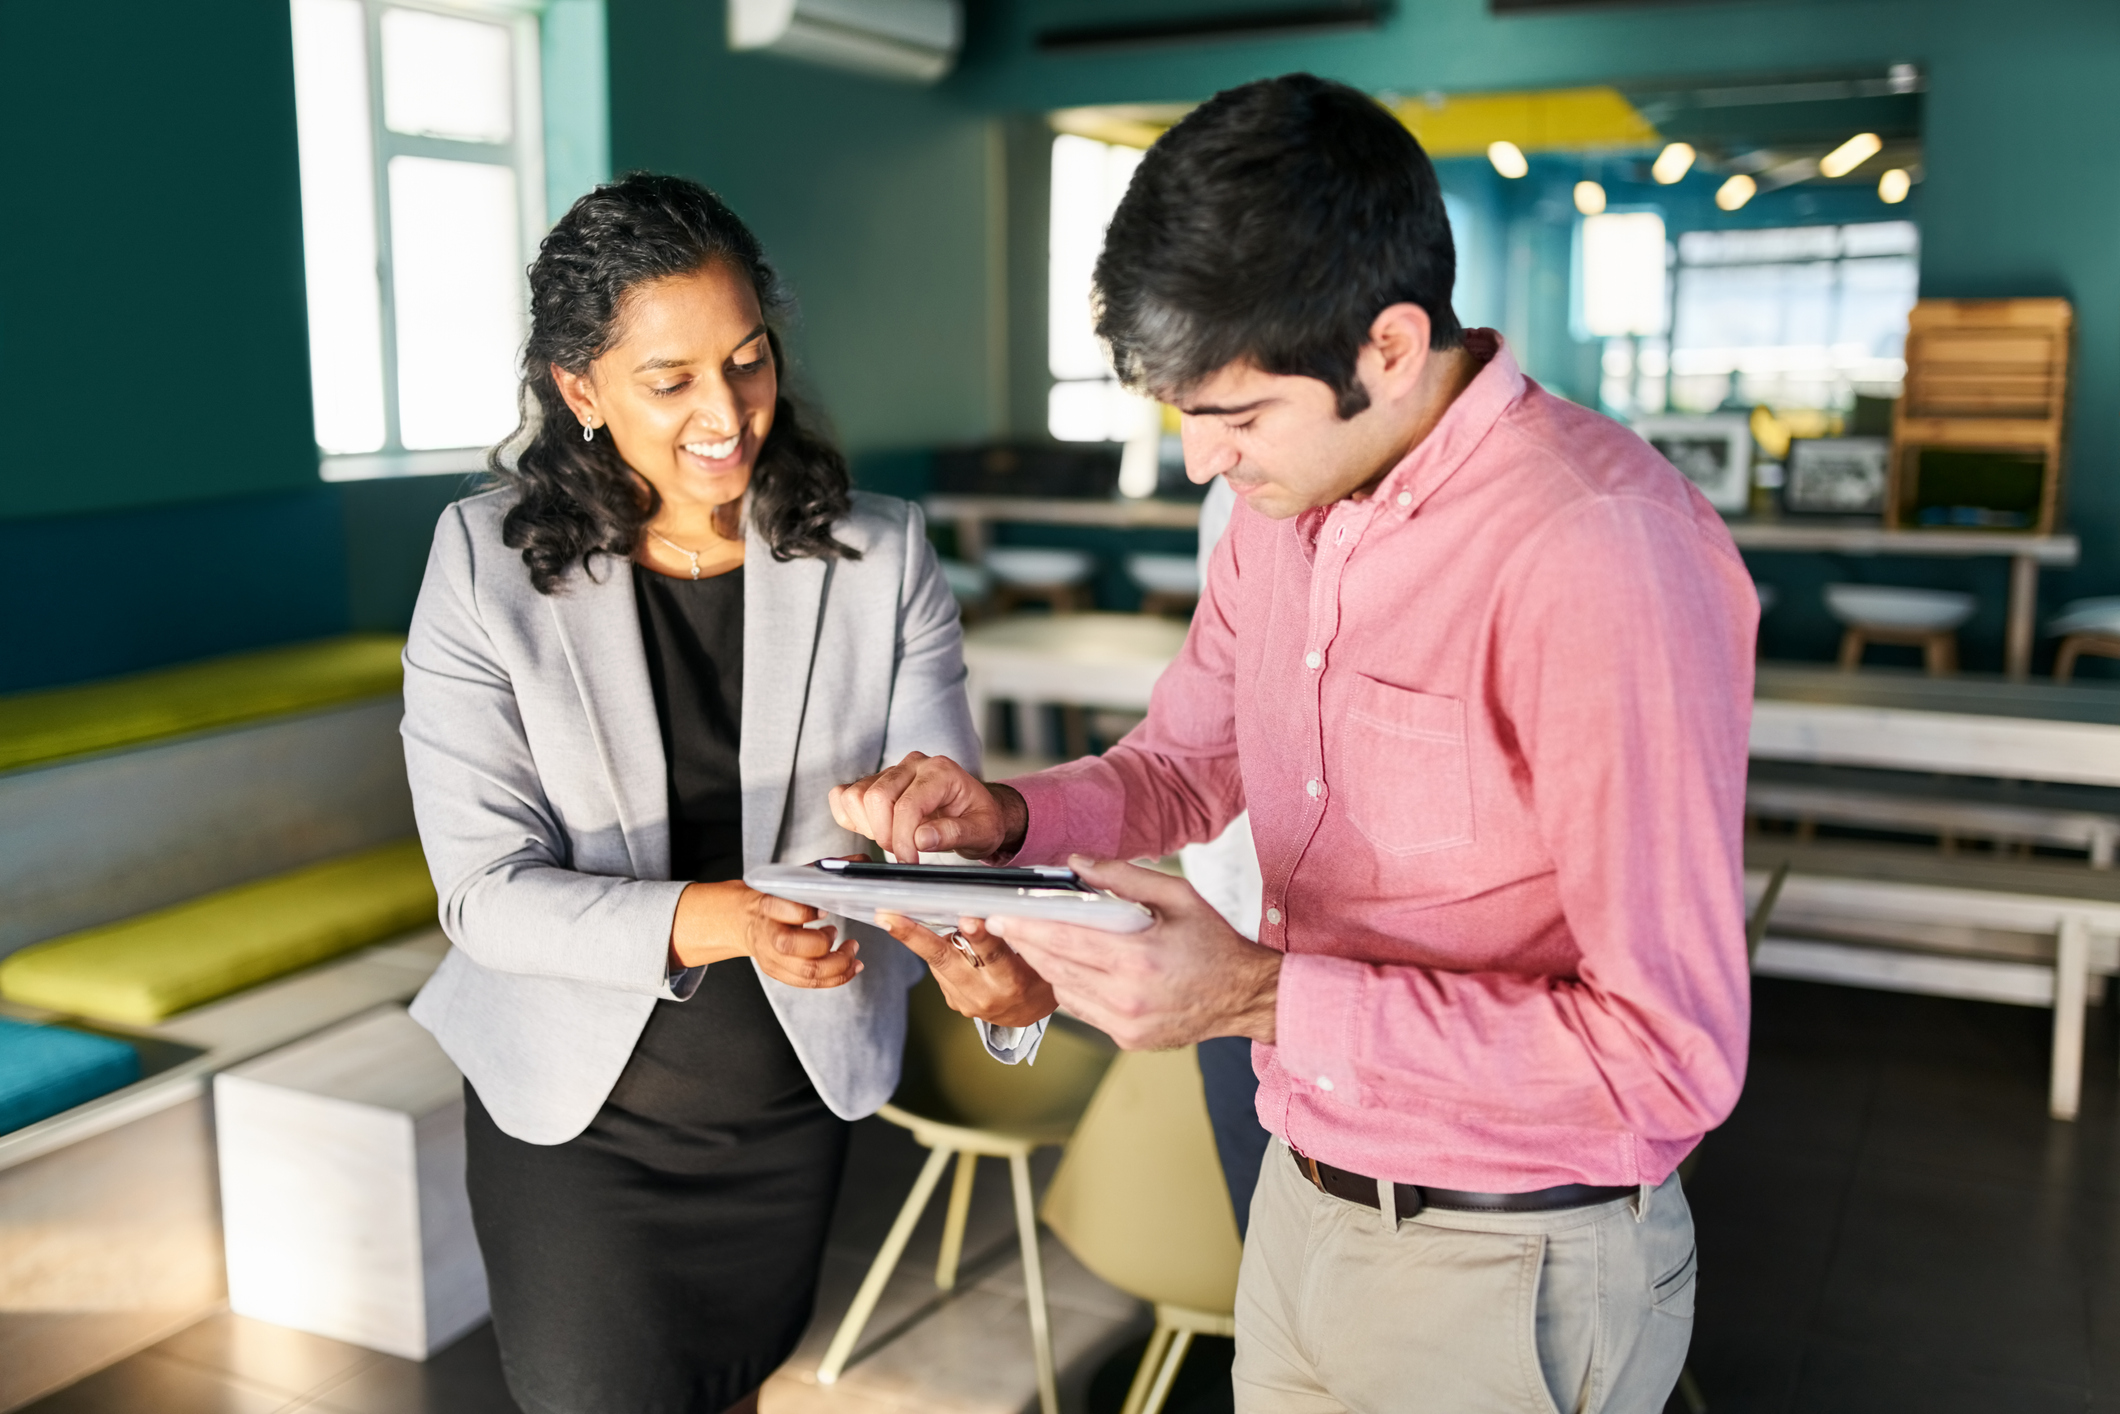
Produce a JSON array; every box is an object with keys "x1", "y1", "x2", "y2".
[
  {"x1": 950, "y1": 0, "x2": 2120, "y2": 669},
  {"x1": 0, "y1": 1, "x2": 318, "y2": 520},
  {"x1": 6, "y1": 0, "x2": 2118, "y2": 690},
  {"x1": 608, "y1": 0, "x2": 1007, "y2": 467}
]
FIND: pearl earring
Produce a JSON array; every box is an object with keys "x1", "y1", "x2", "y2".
[{"x1": 581, "y1": 417, "x2": 597, "y2": 443}]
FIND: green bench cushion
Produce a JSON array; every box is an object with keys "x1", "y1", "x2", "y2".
[
  {"x1": 0, "y1": 840, "x2": 437, "y2": 1024},
  {"x1": 0, "y1": 1018, "x2": 142, "y2": 1134},
  {"x1": 0, "y1": 634, "x2": 406, "y2": 775}
]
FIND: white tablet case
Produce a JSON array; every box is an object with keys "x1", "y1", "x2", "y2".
[{"x1": 744, "y1": 862, "x2": 1153, "y2": 933}]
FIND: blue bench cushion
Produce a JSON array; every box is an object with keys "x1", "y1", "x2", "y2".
[{"x1": 0, "y1": 1018, "x2": 141, "y2": 1135}]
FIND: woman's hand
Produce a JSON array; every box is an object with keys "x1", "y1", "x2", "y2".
[
  {"x1": 874, "y1": 912, "x2": 1056, "y2": 1027},
  {"x1": 669, "y1": 880, "x2": 861, "y2": 989}
]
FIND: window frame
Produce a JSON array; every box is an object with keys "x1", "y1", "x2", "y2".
[{"x1": 305, "y1": 0, "x2": 548, "y2": 481}]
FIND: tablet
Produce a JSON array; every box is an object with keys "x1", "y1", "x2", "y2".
[{"x1": 744, "y1": 859, "x2": 1153, "y2": 933}]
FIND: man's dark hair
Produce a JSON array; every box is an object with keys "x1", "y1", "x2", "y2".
[{"x1": 1093, "y1": 74, "x2": 1462, "y2": 419}]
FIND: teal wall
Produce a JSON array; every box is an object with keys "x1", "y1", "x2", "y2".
[
  {"x1": 5, "y1": 0, "x2": 2118, "y2": 690},
  {"x1": 949, "y1": 0, "x2": 2120, "y2": 671},
  {"x1": 0, "y1": 0, "x2": 347, "y2": 691},
  {"x1": 0, "y1": 1, "x2": 603, "y2": 692},
  {"x1": 608, "y1": 0, "x2": 1006, "y2": 469}
]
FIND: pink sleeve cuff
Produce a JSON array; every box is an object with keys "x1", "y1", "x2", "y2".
[
  {"x1": 1274, "y1": 952, "x2": 1368, "y2": 1105},
  {"x1": 990, "y1": 759, "x2": 1127, "y2": 866}
]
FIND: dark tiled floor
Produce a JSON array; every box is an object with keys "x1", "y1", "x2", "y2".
[
  {"x1": 1679, "y1": 976, "x2": 2120, "y2": 1414},
  {"x1": 28, "y1": 976, "x2": 2120, "y2": 1413}
]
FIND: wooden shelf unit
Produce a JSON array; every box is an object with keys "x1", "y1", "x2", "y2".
[{"x1": 1888, "y1": 298, "x2": 2074, "y2": 534}]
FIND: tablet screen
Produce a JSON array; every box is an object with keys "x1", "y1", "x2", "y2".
[{"x1": 815, "y1": 860, "x2": 1092, "y2": 892}]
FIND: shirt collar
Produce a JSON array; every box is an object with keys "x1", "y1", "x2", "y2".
[{"x1": 1322, "y1": 329, "x2": 1525, "y2": 528}]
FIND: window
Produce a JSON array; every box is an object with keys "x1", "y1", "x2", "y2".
[
  {"x1": 291, "y1": 0, "x2": 545, "y2": 478},
  {"x1": 1575, "y1": 211, "x2": 1671, "y2": 418},
  {"x1": 1668, "y1": 221, "x2": 1919, "y2": 412},
  {"x1": 1047, "y1": 133, "x2": 1156, "y2": 445}
]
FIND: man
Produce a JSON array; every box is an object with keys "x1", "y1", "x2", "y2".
[{"x1": 837, "y1": 74, "x2": 1754, "y2": 1413}]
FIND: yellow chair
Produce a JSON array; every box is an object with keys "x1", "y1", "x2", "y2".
[
  {"x1": 816, "y1": 983, "x2": 1114, "y2": 1414},
  {"x1": 1041, "y1": 1046, "x2": 1244, "y2": 1414}
]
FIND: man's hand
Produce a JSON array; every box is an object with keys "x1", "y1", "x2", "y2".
[
  {"x1": 989, "y1": 856, "x2": 1280, "y2": 1050},
  {"x1": 873, "y1": 913, "x2": 1057, "y2": 1027},
  {"x1": 670, "y1": 880, "x2": 861, "y2": 989},
  {"x1": 829, "y1": 751, "x2": 1028, "y2": 861}
]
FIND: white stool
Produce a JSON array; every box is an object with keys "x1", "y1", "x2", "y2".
[
  {"x1": 963, "y1": 613, "x2": 1190, "y2": 760},
  {"x1": 1126, "y1": 554, "x2": 1203, "y2": 616},
  {"x1": 214, "y1": 1005, "x2": 487, "y2": 1359},
  {"x1": 938, "y1": 557, "x2": 994, "y2": 619},
  {"x1": 985, "y1": 547, "x2": 1096, "y2": 615},
  {"x1": 2049, "y1": 597, "x2": 2120, "y2": 683},
  {"x1": 1825, "y1": 584, "x2": 1976, "y2": 676}
]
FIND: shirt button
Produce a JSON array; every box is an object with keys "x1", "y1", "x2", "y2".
[
  {"x1": 1316, "y1": 1075, "x2": 1335, "y2": 1092},
  {"x1": 1397, "y1": 491, "x2": 1412, "y2": 507},
  {"x1": 1305, "y1": 650, "x2": 1321, "y2": 669},
  {"x1": 1266, "y1": 906, "x2": 1282, "y2": 925},
  {"x1": 1306, "y1": 778, "x2": 1321, "y2": 797}
]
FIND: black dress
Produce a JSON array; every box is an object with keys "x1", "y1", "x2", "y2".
[{"x1": 463, "y1": 564, "x2": 850, "y2": 1414}]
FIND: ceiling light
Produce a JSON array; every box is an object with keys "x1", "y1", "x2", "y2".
[
  {"x1": 1715, "y1": 173, "x2": 1756, "y2": 211},
  {"x1": 1819, "y1": 132, "x2": 1883, "y2": 179},
  {"x1": 1487, "y1": 140, "x2": 1528, "y2": 179},
  {"x1": 1574, "y1": 180, "x2": 1607, "y2": 215},
  {"x1": 1651, "y1": 142, "x2": 1695, "y2": 185},
  {"x1": 1878, "y1": 168, "x2": 1911, "y2": 204}
]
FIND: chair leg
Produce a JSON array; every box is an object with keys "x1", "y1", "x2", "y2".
[
  {"x1": 2050, "y1": 916, "x2": 2090, "y2": 1121},
  {"x1": 1139, "y1": 1328, "x2": 1196, "y2": 1414},
  {"x1": 1675, "y1": 1363, "x2": 1709, "y2": 1414},
  {"x1": 818, "y1": 1143, "x2": 956, "y2": 1384},
  {"x1": 1119, "y1": 1324, "x2": 1177, "y2": 1414},
  {"x1": 1009, "y1": 1151, "x2": 1060, "y2": 1414},
  {"x1": 1837, "y1": 629, "x2": 1866, "y2": 670},
  {"x1": 936, "y1": 1151, "x2": 978, "y2": 1290},
  {"x1": 2057, "y1": 636, "x2": 2083, "y2": 684}
]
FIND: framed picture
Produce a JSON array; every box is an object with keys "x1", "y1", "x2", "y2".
[
  {"x1": 1786, "y1": 437, "x2": 1890, "y2": 516},
  {"x1": 1635, "y1": 415, "x2": 1753, "y2": 513}
]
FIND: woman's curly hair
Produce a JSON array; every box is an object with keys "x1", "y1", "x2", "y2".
[{"x1": 495, "y1": 172, "x2": 856, "y2": 593}]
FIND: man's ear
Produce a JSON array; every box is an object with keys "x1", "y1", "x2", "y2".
[{"x1": 1363, "y1": 303, "x2": 1435, "y2": 402}]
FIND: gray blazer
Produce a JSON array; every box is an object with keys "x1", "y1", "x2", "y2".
[{"x1": 402, "y1": 487, "x2": 980, "y2": 1144}]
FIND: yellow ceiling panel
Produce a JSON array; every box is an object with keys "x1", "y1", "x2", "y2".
[
  {"x1": 1388, "y1": 86, "x2": 1662, "y2": 157},
  {"x1": 1051, "y1": 86, "x2": 1660, "y2": 159}
]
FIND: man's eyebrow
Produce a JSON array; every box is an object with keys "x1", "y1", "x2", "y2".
[{"x1": 1179, "y1": 399, "x2": 1268, "y2": 417}]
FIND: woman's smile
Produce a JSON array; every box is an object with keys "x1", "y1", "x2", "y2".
[{"x1": 681, "y1": 432, "x2": 744, "y2": 467}]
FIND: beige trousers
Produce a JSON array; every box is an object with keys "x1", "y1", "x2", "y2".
[{"x1": 1233, "y1": 1141, "x2": 1695, "y2": 1414}]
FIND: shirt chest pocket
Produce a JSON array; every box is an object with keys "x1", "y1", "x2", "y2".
[{"x1": 1334, "y1": 675, "x2": 1475, "y2": 856}]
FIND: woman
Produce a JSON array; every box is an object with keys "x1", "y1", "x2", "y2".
[{"x1": 401, "y1": 173, "x2": 1051, "y2": 1414}]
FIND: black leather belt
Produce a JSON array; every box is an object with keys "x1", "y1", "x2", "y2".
[{"x1": 1292, "y1": 1148, "x2": 1636, "y2": 1217}]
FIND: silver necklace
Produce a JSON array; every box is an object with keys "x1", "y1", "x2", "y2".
[{"x1": 648, "y1": 528, "x2": 713, "y2": 580}]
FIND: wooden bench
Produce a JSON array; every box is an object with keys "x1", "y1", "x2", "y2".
[
  {"x1": 0, "y1": 637, "x2": 440, "y2": 1406},
  {"x1": 0, "y1": 635, "x2": 413, "y2": 958},
  {"x1": 1744, "y1": 839, "x2": 2120, "y2": 1119},
  {"x1": 1746, "y1": 760, "x2": 2120, "y2": 867},
  {"x1": 0, "y1": 839, "x2": 435, "y2": 1026}
]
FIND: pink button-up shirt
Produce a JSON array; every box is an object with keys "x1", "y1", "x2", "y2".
[{"x1": 1004, "y1": 338, "x2": 1757, "y2": 1191}]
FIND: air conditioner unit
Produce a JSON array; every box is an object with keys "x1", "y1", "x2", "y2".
[{"x1": 728, "y1": 0, "x2": 962, "y2": 84}]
